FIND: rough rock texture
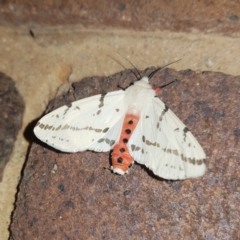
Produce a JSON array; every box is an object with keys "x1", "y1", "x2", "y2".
[
  {"x1": 11, "y1": 68, "x2": 240, "y2": 239},
  {"x1": 0, "y1": 72, "x2": 24, "y2": 181},
  {"x1": 1, "y1": 0, "x2": 240, "y2": 35}
]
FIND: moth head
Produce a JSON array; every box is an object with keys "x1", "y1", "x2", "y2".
[
  {"x1": 140, "y1": 76, "x2": 149, "y2": 83},
  {"x1": 134, "y1": 77, "x2": 152, "y2": 89}
]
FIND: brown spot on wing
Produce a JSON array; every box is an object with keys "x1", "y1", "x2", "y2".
[
  {"x1": 131, "y1": 144, "x2": 141, "y2": 151},
  {"x1": 180, "y1": 153, "x2": 203, "y2": 165},
  {"x1": 183, "y1": 127, "x2": 190, "y2": 142},
  {"x1": 55, "y1": 125, "x2": 62, "y2": 131},
  {"x1": 102, "y1": 128, "x2": 109, "y2": 133},
  {"x1": 98, "y1": 92, "x2": 107, "y2": 108},
  {"x1": 109, "y1": 140, "x2": 115, "y2": 146},
  {"x1": 44, "y1": 124, "x2": 53, "y2": 130},
  {"x1": 146, "y1": 140, "x2": 156, "y2": 146},
  {"x1": 62, "y1": 124, "x2": 70, "y2": 130},
  {"x1": 196, "y1": 159, "x2": 205, "y2": 165},
  {"x1": 163, "y1": 148, "x2": 179, "y2": 156},
  {"x1": 98, "y1": 138, "x2": 115, "y2": 146},
  {"x1": 131, "y1": 144, "x2": 136, "y2": 151},
  {"x1": 159, "y1": 104, "x2": 169, "y2": 122},
  {"x1": 142, "y1": 138, "x2": 160, "y2": 147},
  {"x1": 89, "y1": 127, "x2": 102, "y2": 133},
  {"x1": 64, "y1": 107, "x2": 70, "y2": 115}
]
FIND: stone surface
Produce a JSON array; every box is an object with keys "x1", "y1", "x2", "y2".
[
  {"x1": 2, "y1": 26, "x2": 240, "y2": 240},
  {"x1": 0, "y1": 72, "x2": 24, "y2": 181},
  {"x1": 10, "y1": 68, "x2": 240, "y2": 239},
  {"x1": 1, "y1": 0, "x2": 240, "y2": 35}
]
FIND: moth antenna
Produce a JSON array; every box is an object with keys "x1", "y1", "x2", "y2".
[
  {"x1": 159, "y1": 79, "x2": 179, "y2": 89},
  {"x1": 117, "y1": 82, "x2": 134, "y2": 91},
  {"x1": 148, "y1": 59, "x2": 181, "y2": 80},
  {"x1": 117, "y1": 52, "x2": 141, "y2": 80},
  {"x1": 107, "y1": 54, "x2": 140, "y2": 80}
]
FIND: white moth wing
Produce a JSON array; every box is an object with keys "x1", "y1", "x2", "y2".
[
  {"x1": 128, "y1": 97, "x2": 206, "y2": 180},
  {"x1": 34, "y1": 90, "x2": 127, "y2": 152}
]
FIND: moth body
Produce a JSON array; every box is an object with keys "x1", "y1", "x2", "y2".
[{"x1": 111, "y1": 113, "x2": 139, "y2": 174}]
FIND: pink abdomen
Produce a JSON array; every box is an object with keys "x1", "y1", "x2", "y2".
[{"x1": 111, "y1": 113, "x2": 139, "y2": 174}]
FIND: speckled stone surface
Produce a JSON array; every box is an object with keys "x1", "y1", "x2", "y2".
[
  {"x1": 11, "y1": 68, "x2": 240, "y2": 239},
  {"x1": 1, "y1": 0, "x2": 240, "y2": 35},
  {"x1": 0, "y1": 72, "x2": 24, "y2": 181}
]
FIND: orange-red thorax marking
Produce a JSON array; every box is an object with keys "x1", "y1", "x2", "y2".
[
  {"x1": 111, "y1": 113, "x2": 140, "y2": 173},
  {"x1": 154, "y1": 87, "x2": 160, "y2": 94}
]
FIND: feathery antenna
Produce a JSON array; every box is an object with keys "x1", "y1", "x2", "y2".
[
  {"x1": 117, "y1": 52, "x2": 141, "y2": 80},
  {"x1": 148, "y1": 59, "x2": 181, "y2": 80},
  {"x1": 159, "y1": 79, "x2": 178, "y2": 89}
]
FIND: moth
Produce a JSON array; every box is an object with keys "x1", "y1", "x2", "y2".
[{"x1": 34, "y1": 67, "x2": 206, "y2": 180}]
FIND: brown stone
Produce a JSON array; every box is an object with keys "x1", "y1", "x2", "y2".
[
  {"x1": 1, "y1": 0, "x2": 240, "y2": 35},
  {"x1": 0, "y1": 72, "x2": 24, "y2": 181},
  {"x1": 11, "y1": 68, "x2": 240, "y2": 239}
]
